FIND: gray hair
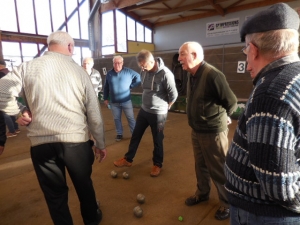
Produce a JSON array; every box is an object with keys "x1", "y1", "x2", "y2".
[
  {"x1": 136, "y1": 49, "x2": 154, "y2": 64},
  {"x1": 82, "y1": 57, "x2": 94, "y2": 64},
  {"x1": 47, "y1": 31, "x2": 74, "y2": 46},
  {"x1": 182, "y1": 41, "x2": 204, "y2": 62},
  {"x1": 113, "y1": 55, "x2": 123, "y2": 62},
  {"x1": 246, "y1": 29, "x2": 299, "y2": 59}
]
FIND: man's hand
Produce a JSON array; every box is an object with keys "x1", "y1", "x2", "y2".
[
  {"x1": 227, "y1": 116, "x2": 232, "y2": 125},
  {"x1": 16, "y1": 110, "x2": 32, "y2": 126},
  {"x1": 94, "y1": 147, "x2": 107, "y2": 163},
  {"x1": 0, "y1": 146, "x2": 4, "y2": 155},
  {"x1": 104, "y1": 100, "x2": 109, "y2": 107}
]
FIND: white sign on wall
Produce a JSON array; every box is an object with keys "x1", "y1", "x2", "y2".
[
  {"x1": 206, "y1": 18, "x2": 239, "y2": 37},
  {"x1": 237, "y1": 61, "x2": 246, "y2": 73}
]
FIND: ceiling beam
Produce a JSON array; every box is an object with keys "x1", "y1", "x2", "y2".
[
  {"x1": 205, "y1": 0, "x2": 225, "y2": 16},
  {"x1": 140, "y1": 1, "x2": 211, "y2": 20},
  {"x1": 154, "y1": 11, "x2": 219, "y2": 27},
  {"x1": 119, "y1": 9, "x2": 153, "y2": 28},
  {"x1": 126, "y1": 0, "x2": 172, "y2": 12},
  {"x1": 1, "y1": 31, "x2": 89, "y2": 47},
  {"x1": 225, "y1": 0, "x2": 295, "y2": 12},
  {"x1": 226, "y1": 0, "x2": 246, "y2": 9},
  {"x1": 154, "y1": 0, "x2": 295, "y2": 28},
  {"x1": 101, "y1": 0, "x2": 145, "y2": 13}
]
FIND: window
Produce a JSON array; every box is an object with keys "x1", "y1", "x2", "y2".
[
  {"x1": 116, "y1": 10, "x2": 127, "y2": 52},
  {"x1": 35, "y1": 0, "x2": 52, "y2": 35},
  {"x1": 102, "y1": 11, "x2": 114, "y2": 54},
  {"x1": 0, "y1": 0, "x2": 18, "y2": 32},
  {"x1": 101, "y1": 9, "x2": 153, "y2": 55},
  {"x1": 145, "y1": 27, "x2": 152, "y2": 43},
  {"x1": 0, "y1": 0, "x2": 91, "y2": 65},
  {"x1": 127, "y1": 17, "x2": 136, "y2": 41},
  {"x1": 16, "y1": 0, "x2": 36, "y2": 34},
  {"x1": 2, "y1": 42, "x2": 22, "y2": 69},
  {"x1": 136, "y1": 22, "x2": 144, "y2": 42},
  {"x1": 21, "y1": 43, "x2": 39, "y2": 62}
]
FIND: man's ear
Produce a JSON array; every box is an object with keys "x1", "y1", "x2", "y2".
[
  {"x1": 249, "y1": 43, "x2": 258, "y2": 59},
  {"x1": 67, "y1": 44, "x2": 73, "y2": 55},
  {"x1": 192, "y1": 52, "x2": 197, "y2": 60}
]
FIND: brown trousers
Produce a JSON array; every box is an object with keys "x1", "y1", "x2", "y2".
[{"x1": 191, "y1": 129, "x2": 229, "y2": 207}]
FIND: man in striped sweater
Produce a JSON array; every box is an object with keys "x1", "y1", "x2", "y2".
[
  {"x1": 225, "y1": 3, "x2": 300, "y2": 224},
  {"x1": 0, "y1": 31, "x2": 106, "y2": 225}
]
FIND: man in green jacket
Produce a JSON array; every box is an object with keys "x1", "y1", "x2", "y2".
[{"x1": 178, "y1": 41, "x2": 237, "y2": 220}]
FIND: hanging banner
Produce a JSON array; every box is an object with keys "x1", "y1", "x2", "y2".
[{"x1": 206, "y1": 18, "x2": 239, "y2": 37}]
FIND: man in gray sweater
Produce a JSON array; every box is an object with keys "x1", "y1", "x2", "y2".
[
  {"x1": 114, "y1": 49, "x2": 178, "y2": 177},
  {"x1": 0, "y1": 31, "x2": 106, "y2": 225}
]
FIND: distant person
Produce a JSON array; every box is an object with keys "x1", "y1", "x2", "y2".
[
  {"x1": 103, "y1": 55, "x2": 141, "y2": 141},
  {"x1": 114, "y1": 50, "x2": 178, "y2": 177},
  {"x1": 178, "y1": 41, "x2": 237, "y2": 220},
  {"x1": 4, "y1": 113, "x2": 20, "y2": 137},
  {"x1": 83, "y1": 57, "x2": 102, "y2": 98},
  {"x1": 0, "y1": 31, "x2": 106, "y2": 225},
  {"x1": 0, "y1": 111, "x2": 6, "y2": 155},
  {"x1": 0, "y1": 59, "x2": 20, "y2": 137},
  {"x1": 225, "y1": 3, "x2": 300, "y2": 225}
]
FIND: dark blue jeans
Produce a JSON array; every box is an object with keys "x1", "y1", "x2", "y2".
[
  {"x1": 230, "y1": 205, "x2": 300, "y2": 225},
  {"x1": 125, "y1": 108, "x2": 167, "y2": 168},
  {"x1": 4, "y1": 113, "x2": 18, "y2": 133},
  {"x1": 31, "y1": 141, "x2": 99, "y2": 225}
]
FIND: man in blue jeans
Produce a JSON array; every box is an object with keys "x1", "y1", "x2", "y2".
[{"x1": 103, "y1": 55, "x2": 141, "y2": 141}]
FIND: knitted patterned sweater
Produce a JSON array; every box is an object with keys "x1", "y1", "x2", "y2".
[
  {"x1": 225, "y1": 55, "x2": 300, "y2": 217},
  {"x1": 0, "y1": 51, "x2": 106, "y2": 149}
]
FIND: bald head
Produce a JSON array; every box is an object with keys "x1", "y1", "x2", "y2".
[{"x1": 178, "y1": 42, "x2": 204, "y2": 75}]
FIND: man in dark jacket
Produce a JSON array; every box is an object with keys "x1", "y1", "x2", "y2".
[{"x1": 178, "y1": 41, "x2": 237, "y2": 220}]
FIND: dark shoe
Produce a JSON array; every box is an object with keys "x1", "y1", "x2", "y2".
[
  {"x1": 185, "y1": 195, "x2": 209, "y2": 206},
  {"x1": 150, "y1": 165, "x2": 161, "y2": 177},
  {"x1": 115, "y1": 135, "x2": 123, "y2": 141},
  {"x1": 114, "y1": 158, "x2": 132, "y2": 167},
  {"x1": 96, "y1": 208, "x2": 102, "y2": 225},
  {"x1": 7, "y1": 132, "x2": 17, "y2": 138},
  {"x1": 215, "y1": 206, "x2": 230, "y2": 220}
]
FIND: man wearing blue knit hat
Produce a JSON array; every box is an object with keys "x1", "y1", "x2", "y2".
[{"x1": 225, "y1": 3, "x2": 300, "y2": 225}]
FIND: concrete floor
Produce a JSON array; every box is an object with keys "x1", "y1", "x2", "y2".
[{"x1": 0, "y1": 104, "x2": 236, "y2": 225}]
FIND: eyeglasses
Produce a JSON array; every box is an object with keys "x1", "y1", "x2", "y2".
[
  {"x1": 114, "y1": 62, "x2": 123, "y2": 65},
  {"x1": 241, "y1": 44, "x2": 250, "y2": 56}
]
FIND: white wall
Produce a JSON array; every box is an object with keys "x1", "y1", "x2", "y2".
[{"x1": 153, "y1": 1, "x2": 299, "y2": 52}]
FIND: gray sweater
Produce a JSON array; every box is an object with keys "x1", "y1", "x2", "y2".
[
  {"x1": 141, "y1": 57, "x2": 178, "y2": 114},
  {"x1": 0, "y1": 51, "x2": 106, "y2": 149}
]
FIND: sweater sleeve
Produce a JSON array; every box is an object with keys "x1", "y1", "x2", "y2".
[
  {"x1": 129, "y1": 69, "x2": 141, "y2": 89},
  {"x1": 247, "y1": 97, "x2": 300, "y2": 213},
  {"x1": 84, "y1": 72, "x2": 106, "y2": 149},
  {"x1": 211, "y1": 72, "x2": 237, "y2": 116},
  {"x1": 163, "y1": 67, "x2": 178, "y2": 104}
]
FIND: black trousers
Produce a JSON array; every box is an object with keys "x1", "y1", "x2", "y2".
[
  {"x1": 125, "y1": 108, "x2": 167, "y2": 167},
  {"x1": 31, "y1": 141, "x2": 99, "y2": 225}
]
